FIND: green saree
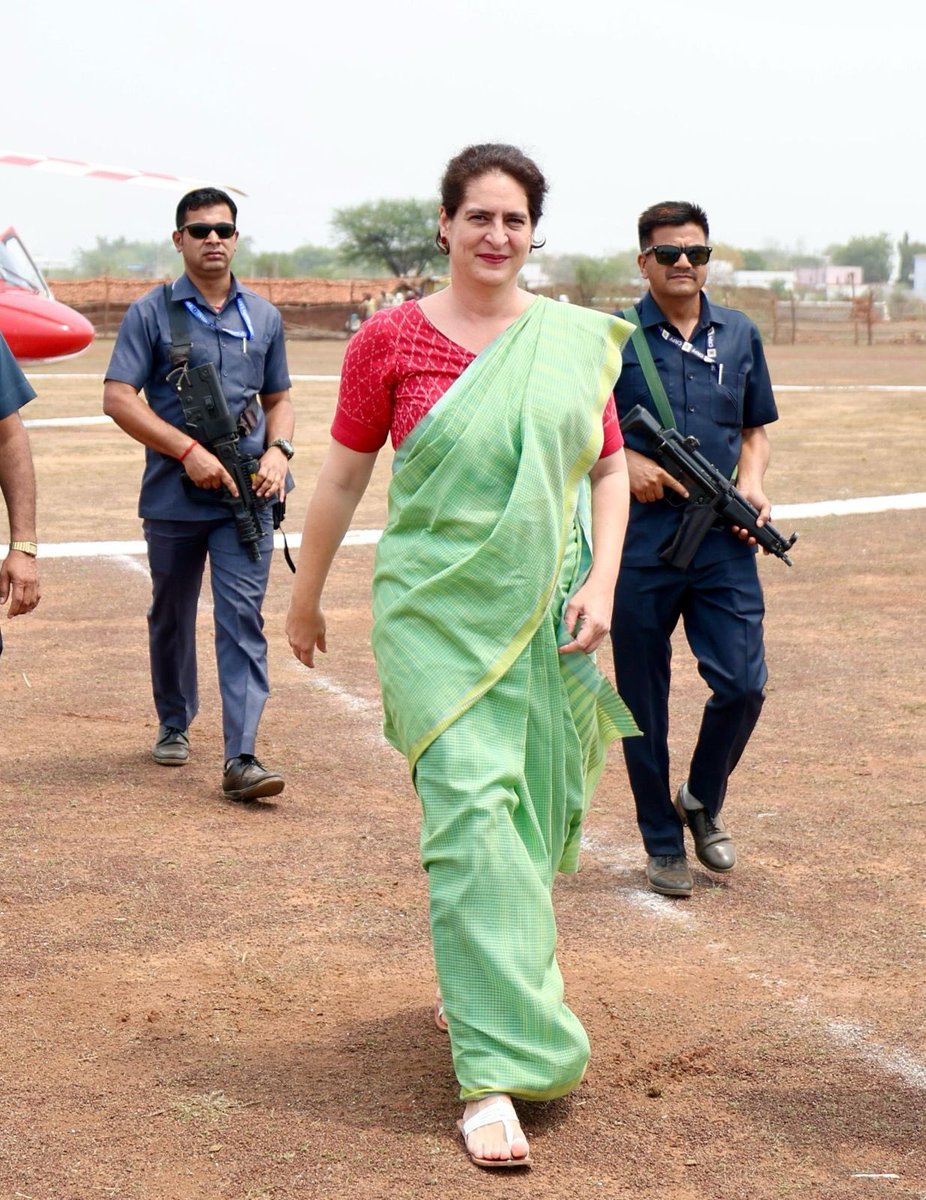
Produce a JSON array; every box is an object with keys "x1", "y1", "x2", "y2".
[{"x1": 371, "y1": 296, "x2": 639, "y2": 1101}]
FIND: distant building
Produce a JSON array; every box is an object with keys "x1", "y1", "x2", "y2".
[
  {"x1": 519, "y1": 261, "x2": 553, "y2": 290},
  {"x1": 794, "y1": 265, "x2": 864, "y2": 298},
  {"x1": 731, "y1": 270, "x2": 796, "y2": 291},
  {"x1": 913, "y1": 254, "x2": 926, "y2": 299}
]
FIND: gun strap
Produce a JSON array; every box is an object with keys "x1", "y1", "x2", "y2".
[
  {"x1": 163, "y1": 283, "x2": 192, "y2": 368},
  {"x1": 621, "y1": 307, "x2": 676, "y2": 429}
]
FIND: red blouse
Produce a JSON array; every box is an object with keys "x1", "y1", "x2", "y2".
[{"x1": 331, "y1": 300, "x2": 624, "y2": 456}]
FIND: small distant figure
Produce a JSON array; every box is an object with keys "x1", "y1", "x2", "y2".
[
  {"x1": 346, "y1": 312, "x2": 362, "y2": 334},
  {"x1": 360, "y1": 293, "x2": 376, "y2": 321},
  {"x1": 0, "y1": 331, "x2": 41, "y2": 653}
]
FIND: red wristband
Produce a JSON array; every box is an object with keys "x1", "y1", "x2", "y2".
[{"x1": 178, "y1": 439, "x2": 197, "y2": 463}]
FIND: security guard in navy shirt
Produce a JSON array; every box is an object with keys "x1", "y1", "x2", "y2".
[
  {"x1": 610, "y1": 201, "x2": 779, "y2": 897},
  {"x1": 104, "y1": 188, "x2": 295, "y2": 803}
]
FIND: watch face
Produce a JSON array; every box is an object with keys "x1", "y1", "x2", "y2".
[{"x1": 272, "y1": 438, "x2": 294, "y2": 459}]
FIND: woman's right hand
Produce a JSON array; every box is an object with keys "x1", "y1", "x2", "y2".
[{"x1": 286, "y1": 603, "x2": 327, "y2": 668}]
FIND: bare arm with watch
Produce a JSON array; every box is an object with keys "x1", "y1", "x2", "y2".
[
  {"x1": 0, "y1": 410, "x2": 40, "y2": 616},
  {"x1": 253, "y1": 392, "x2": 295, "y2": 501}
]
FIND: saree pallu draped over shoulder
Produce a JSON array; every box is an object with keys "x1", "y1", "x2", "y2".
[{"x1": 371, "y1": 296, "x2": 640, "y2": 1102}]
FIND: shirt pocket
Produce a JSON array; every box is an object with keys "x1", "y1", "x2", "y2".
[
  {"x1": 241, "y1": 332, "x2": 273, "y2": 394},
  {"x1": 710, "y1": 370, "x2": 745, "y2": 426}
]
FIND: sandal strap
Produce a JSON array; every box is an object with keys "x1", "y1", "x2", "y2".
[{"x1": 462, "y1": 1098, "x2": 519, "y2": 1144}]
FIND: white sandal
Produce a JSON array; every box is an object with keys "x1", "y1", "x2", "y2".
[{"x1": 456, "y1": 1097, "x2": 531, "y2": 1169}]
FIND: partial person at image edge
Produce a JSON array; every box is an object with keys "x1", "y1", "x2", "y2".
[{"x1": 0, "y1": 330, "x2": 41, "y2": 649}]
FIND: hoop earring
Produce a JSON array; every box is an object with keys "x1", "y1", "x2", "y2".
[
  {"x1": 530, "y1": 235, "x2": 546, "y2": 252},
  {"x1": 434, "y1": 231, "x2": 450, "y2": 256}
]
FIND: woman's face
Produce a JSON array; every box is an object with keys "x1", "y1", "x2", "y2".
[{"x1": 439, "y1": 171, "x2": 533, "y2": 290}]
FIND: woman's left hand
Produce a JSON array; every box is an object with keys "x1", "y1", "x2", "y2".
[{"x1": 558, "y1": 581, "x2": 613, "y2": 656}]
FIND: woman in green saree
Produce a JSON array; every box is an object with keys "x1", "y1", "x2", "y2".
[{"x1": 286, "y1": 144, "x2": 637, "y2": 1168}]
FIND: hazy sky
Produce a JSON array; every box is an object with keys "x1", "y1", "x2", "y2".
[{"x1": 6, "y1": 0, "x2": 922, "y2": 268}]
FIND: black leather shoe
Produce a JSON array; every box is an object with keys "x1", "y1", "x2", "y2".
[
  {"x1": 674, "y1": 783, "x2": 737, "y2": 872},
  {"x1": 646, "y1": 854, "x2": 693, "y2": 897},
  {"x1": 152, "y1": 724, "x2": 190, "y2": 766},
  {"x1": 222, "y1": 755, "x2": 284, "y2": 802}
]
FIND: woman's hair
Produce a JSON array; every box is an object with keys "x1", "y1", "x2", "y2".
[{"x1": 439, "y1": 144, "x2": 548, "y2": 245}]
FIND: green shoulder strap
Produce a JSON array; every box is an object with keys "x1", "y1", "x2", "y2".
[{"x1": 621, "y1": 306, "x2": 676, "y2": 429}]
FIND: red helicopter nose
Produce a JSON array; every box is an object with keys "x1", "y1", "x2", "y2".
[{"x1": 0, "y1": 288, "x2": 95, "y2": 362}]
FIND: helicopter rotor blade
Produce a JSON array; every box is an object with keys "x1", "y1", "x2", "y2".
[{"x1": 0, "y1": 152, "x2": 247, "y2": 196}]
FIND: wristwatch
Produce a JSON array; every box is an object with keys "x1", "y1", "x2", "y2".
[
  {"x1": 9, "y1": 541, "x2": 38, "y2": 557},
  {"x1": 267, "y1": 437, "x2": 295, "y2": 460}
]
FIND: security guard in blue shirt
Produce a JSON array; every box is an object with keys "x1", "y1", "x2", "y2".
[
  {"x1": 104, "y1": 188, "x2": 295, "y2": 802},
  {"x1": 610, "y1": 201, "x2": 779, "y2": 897}
]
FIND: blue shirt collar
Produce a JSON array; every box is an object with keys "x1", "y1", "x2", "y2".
[
  {"x1": 169, "y1": 272, "x2": 244, "y2": 314},
  {"x1": 639, "y1": 289, "x2": 726, "y2": 333}
]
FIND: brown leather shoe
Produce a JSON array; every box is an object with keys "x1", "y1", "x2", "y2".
[
  {"x1": 674, "y1": 783, "x2": 737, "y2": 872},
  {"x1": 222, "y1": 755, "x2": 284, "y2": 802},
  {"x1": 646, "y1": 854, "x2": 693, "y2": 897}
]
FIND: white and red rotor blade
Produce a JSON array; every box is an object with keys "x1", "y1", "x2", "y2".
[{"x1": 0, "y1": 152, "x2": 246, "y2": 196}]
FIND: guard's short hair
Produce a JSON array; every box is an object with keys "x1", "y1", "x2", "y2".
[
  {"x1": 638, "y1": 202, "x2": 709, "y2": 250},
  {"x1": 176, "y1": 188, "x2": 238, "y2": 230}
]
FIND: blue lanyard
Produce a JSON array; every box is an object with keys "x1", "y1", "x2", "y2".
[{"x1": 184, "y1": 294, "x2": 254, "y2": 351}]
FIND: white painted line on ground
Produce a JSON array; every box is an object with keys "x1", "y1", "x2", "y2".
[
  {"x1": 777, "y1": 384, "x2": 926, "y2": 393},
  {"x1": 23, "y1": 373, "x2": 342, "y2": 387},
  {"x1": 113, "y1": 553, "x2": 150, "y2": 578},
  {"x1": 776, "y1": 493, "x2": 926, "y2": 519},
  {"x1": 24, "y1": 373, "x2": 926, "y2": 394},
  {"x1": 13, "y1": 491, "x2": 924, "y2": 563},
  {"x1": 584, "y1": 832, "x2": 926, "y2": 1093},
  {"x1": 25, "y1": 414, "x2": 113, "y2": 427},
  {"x1": 9, "y1": 530, "x2": 383, "y2": 560},
  {"x1": 825, "y1": 1020, "x2": 926, "y2": 1090},
  {"x1": 286, "y1": 662, "x2": 389, "y2": 746}
]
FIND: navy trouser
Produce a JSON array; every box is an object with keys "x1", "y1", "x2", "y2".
[
  {"x1": 143, "y1": 514, "x2": 273, "y2": 760},
  {"x1": 610, "y1": 554, "x2": 767, "y2": 857}
]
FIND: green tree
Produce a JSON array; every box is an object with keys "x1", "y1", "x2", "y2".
[
  {"x1": 897, "y1": 232, "x2": 926, "y2": 285},
  {"x1": 827, "y1": 233, "x2": 892, "y2": 283},
  {"x1": 239, "y1": 243, "x2": 340, "y2": 278},
  {"x1": 331, "y1": 198, "x2": 443, "y2": 276},
  {"x1": 543, "y1": 251, "x2": 638, "y2": 303},
  {"x1": 741, "y1": 249, "x2": 768, "y2": 271},
  {"x1": 71, "y1": 236, "x2": 174, "y2": 277}
]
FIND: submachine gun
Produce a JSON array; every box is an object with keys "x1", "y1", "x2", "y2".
[
  {"x1": 173, "y1": 361, "x2": 265, "y2": 562},
  {"x1": 620, "y1": 404, "x2": 798, "y2": 568}
]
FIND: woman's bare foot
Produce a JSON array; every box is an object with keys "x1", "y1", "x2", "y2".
[
  {"x1": 433, "y1": 991, "x2": 449, "y2": 1032},
  {"x1": 459, "y1": 1094, "x2": 530, "y2": 1167}
]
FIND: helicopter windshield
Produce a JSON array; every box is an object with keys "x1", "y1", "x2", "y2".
[{"x1": 0, "y1": 230, "x2": 51, "y2": 298}]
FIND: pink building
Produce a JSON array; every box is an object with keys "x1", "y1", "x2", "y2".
[{"x1": 795, "y1": 265, "x2": 864, "y2": 296}]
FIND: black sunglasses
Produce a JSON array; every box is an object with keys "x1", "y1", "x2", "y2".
[
  {"x1": 643, "y1": 244, "x2": 712, "y2": 267},
  {"x1": 179, "y1": 222, "x2": 237, "y2": 240}
]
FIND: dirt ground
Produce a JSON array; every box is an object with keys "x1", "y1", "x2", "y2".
[{"x1": 1, "y1": 339, "x2": 924, "y2": 1200}]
